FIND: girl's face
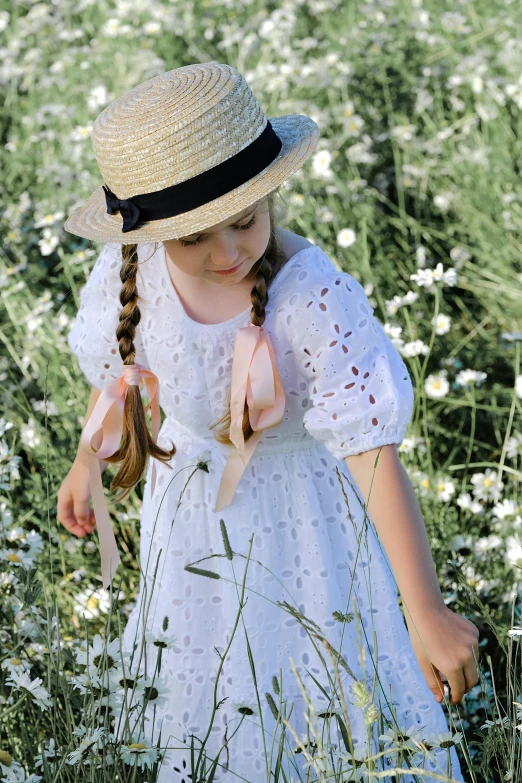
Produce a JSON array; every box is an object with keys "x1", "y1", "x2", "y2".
[{"x1": 162, "y1": 197, "x2": 271, "y2": 287}]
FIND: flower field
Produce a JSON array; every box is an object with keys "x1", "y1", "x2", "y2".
[{"x1": 1, "y1": 0, "x2": 522, "y2": 780}]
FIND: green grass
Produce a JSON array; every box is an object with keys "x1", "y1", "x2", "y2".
[{"x1": 0, "y1": 0, "x2": 522, "y2": 780}]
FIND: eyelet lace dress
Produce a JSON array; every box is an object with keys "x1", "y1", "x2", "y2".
[{"x1": 67, "y1": 241, "x2": 465, "y2": 783}]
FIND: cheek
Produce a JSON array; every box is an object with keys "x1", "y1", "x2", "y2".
[
  {"x1": 251, "y1": 215, "x2": 271, "y2": 244},
  {"x1": 175, "y1": 255, "x2": 205, "y2": 276}
]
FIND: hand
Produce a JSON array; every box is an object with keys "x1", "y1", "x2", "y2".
[
  {"x1": 404, "y1": 604, "x2": 480, "y2": 705},
  {"x1": 56, "y1": 459, "x2": 102, "y2": 538}
]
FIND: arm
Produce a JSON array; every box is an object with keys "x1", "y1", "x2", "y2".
[
  {"x1": 73, "y1": 386, "x2": 109, "y2": 471},
  {"x1": 345, "y1": 444, "x2": 480, "y2": 704},
  {"x1": 57, "y1": 386, "x2": 108, "y2": 540},
  {"x1": 344, "y1": 443, "x2": 445, "y2": 618}
]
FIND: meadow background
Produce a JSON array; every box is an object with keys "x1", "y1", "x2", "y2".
[{"x1": 1, "y1": 0, "x2": 522, "y2": 780}]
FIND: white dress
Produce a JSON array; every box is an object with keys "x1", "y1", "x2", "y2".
[{"x1": 68, "y1": 241, "x2": 465, "y2": 783}]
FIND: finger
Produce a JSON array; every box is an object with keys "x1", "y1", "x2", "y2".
[
  {"x1": 463, "y1": 649, "x2": 481, "y2": 693},
  {"x1": 416, "y1": 655, "x2": 446, "y2": 702},
  {"x1": 74, "y1": 499, "x2": 94, "y2": 531},
  {"x1": 428, "y1": 667, "x2": 446, "y2": 702},
  {"x1": 74, "y1": 508, "x2": 96, "y2": 535},
  {"x1": 57, "y1": 496, "x2": 83, "y2": 535},
  {"x1": 63, "y1": 514, "x2": 89, "y2": 536},
  {"x1": 59, "y1": 499, "x2": 93, "y2": 537},
  {"x1": 447, "y1": 669, "x2": 467, "y2": 704},
  {"x1": 60, "y1": 515, "x2": 88, "y2": 537}
]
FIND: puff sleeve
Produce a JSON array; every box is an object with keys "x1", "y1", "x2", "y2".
[
  {"x1": 287, "y1": 269, "x2": 415, "y2": 460},
  {"x1": 67, "y1": 242, "x2": 150, "y2": 390}
]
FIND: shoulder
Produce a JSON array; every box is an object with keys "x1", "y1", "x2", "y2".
[
  {"x1": 270, "y1": 244, "x2": 374, "y2": 330},
  {"x1": 273, "y1": 238, "x2": 363, "y2": 299},
  {"x1": 99, "y1": 241, "x2": 158, "y2": 269},
  {"x1": 276, "y1": 227, "x2": 315, "y2": 258},
  {"x1": 85, "y1": 242, "x2": 159, "y2": 296}
]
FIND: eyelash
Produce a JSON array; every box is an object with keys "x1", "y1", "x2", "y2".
[{"x1": 178, "y1": 214, "x2": 257, "y2": 247}]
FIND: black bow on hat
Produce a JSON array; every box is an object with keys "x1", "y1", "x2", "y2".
[{"x1": 102, "y1": 184, "x2": 141, "y2": 233}]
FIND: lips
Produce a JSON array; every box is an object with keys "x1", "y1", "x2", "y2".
[{"x1": 214, "y1": 261, "x2": 243, "y2": 274}]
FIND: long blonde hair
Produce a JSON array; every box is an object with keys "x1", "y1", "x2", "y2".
[{"x1": 104, "y1": 186, "x2": 289, "y2": 502}]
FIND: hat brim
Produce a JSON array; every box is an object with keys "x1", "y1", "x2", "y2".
[{"x1": 63, "y1": 115, "x2": 320, "y2": 244}]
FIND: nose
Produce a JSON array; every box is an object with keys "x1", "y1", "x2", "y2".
[{"x1": 209, "y1": 233, "x2": 240, "y2": 268}]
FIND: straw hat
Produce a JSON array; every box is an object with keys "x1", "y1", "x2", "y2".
[{"x1": 63, "y1": 61, "x2": 320, "y2": 244}]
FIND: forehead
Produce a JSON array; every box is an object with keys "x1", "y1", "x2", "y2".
[{"x1": 181, "y1": 201, "x2": 260, "y2": 238}]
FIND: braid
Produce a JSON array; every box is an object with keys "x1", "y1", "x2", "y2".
[
  {"x1": 249, "y1": 252, "x2": 272, "y2": 328},
  {"x1": 105, "y1": 187, "x2": 287, "y2": 489},
  {"x1": 104, "y1": 243, "x2": 176, "y2": 502},
  {"x1": 115, "y1": 243, "x2": 142, "y2": 364},
  {"x1": 209, "y1": 186, "x2": 288, "y2": 446}
]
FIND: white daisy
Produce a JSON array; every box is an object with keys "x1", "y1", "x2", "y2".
[
  {"x1": 75, "y1": 634, "x2": 126, "y2": 678},
  {"x1": 455, "y1": 369, "x2": 488, "y2": 388},
  {"x1": 435, "y1": 476, "x2": 456, "y2": 502},
  {"x1": 425, "y1": 373, "x2": 450, "y2": 399},
  {"x1": 0, "y1": 756, "x2": 27, "y2": 783},
  {"x1": 34, "y1": 737, "x2": 61, "y2": 774},
  {"x1": 310, "y1": 700, "x2": 345, "y2": 719},
  {"x1": 73, "y1": 587, "x2": 111, "y2": 620},
  {"x1": 1, "y1": 656, "x2": 31, "y2": 678},
  {"x1": 379, "y1": 722, "x2": 425, "y2": 753},
  {"x1": 470, "y1": 469, "x2": 505, "y2": 502},
  {"x1": 4, "y1": 671, "x2": 52, "y2": 712},
  {"x1": 481, "y1": 715, "x2": 511, "y2": 730},
  {"x1": 119, "y1": 737, "x2": 160, "y2": 770},
  {"x1": 145, "y1": 628, "x2": 178, "y2": 651},
  {"x1": 66, "y1": 726, "x2": 106, "y2": 766},
  {"x1": 430, "y1": 730, "x2": 464, "y2": 749},
  {"x1": 337, "y1": 745, "x2": 373, "y2": 781},
  {"x1": 336, "y1": 228, "x2": 357, "y2": 248}
]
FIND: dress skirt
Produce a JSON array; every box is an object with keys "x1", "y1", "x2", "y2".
[{"x1": 115, "y1": 420, "x2": 466, "y2": 783}]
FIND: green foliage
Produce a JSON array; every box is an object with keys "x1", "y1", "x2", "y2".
[{"x1": 0, "y1": 0, "x2": 522, "y2": 781}]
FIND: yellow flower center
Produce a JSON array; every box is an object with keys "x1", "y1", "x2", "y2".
[
  {"x1": 7, "y1": 554, "x2": 20, "y2": 563},
  {"x1": 87, "y1": 597, "x2": 99, "y2": 610},
  {"x1": 129, "y1": 743, "x2": 147, "y2": 751}
]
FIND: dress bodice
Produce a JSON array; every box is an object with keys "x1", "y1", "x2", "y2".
[{"x1": 67, "y1": 240, "x2": 414, "y2": 460}]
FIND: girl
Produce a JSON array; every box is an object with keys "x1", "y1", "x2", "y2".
[{"x1": 58, "y1": 62, "x2": 478, "y2": 782}]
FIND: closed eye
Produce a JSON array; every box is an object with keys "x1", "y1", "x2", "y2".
[{"x1": 178, "y1": 213, "x2": 257, "y2": 247}]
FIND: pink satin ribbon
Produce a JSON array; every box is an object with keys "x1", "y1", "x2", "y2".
[
  {"x1": 78, "y1": 363, "x2": 160, "y2": 590},
  {"x1": 214, "y1": 324, "x2": 286, "y2": 512},
  {"x1": 78, "y1": 325, "x2": 284, "y2": 588}
]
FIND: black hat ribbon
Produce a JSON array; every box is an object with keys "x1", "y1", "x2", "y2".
[{"x1": 102, "y1": 185, "x2": 141, "y2": 233}]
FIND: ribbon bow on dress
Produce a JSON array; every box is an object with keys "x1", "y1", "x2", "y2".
[
  {"x1": 214, "y1": 323, "x2": 286, "y2": 511},
  {"x1": 78, "y1": 364, "x2": 160, "y2": 589},
  {"x1": 78, "y1": 325, "x2": 284, "y2": 589},
  {"x1": 102, "y1": 184, "x2": 141, "y2": 233}
]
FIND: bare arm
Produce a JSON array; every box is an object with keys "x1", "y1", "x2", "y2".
[
  {"x1": 344, "y1": 444, "x2": 481, "y2": 705},
  {"x1": 57, "y1": 386, "x2": 108, "y2": 539},
  {"x1": 344, "y1": 444, "x2": 445, "y2": 620}
]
